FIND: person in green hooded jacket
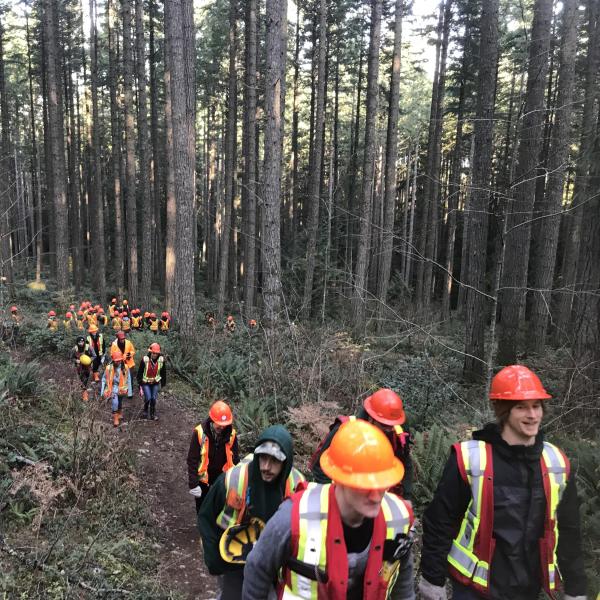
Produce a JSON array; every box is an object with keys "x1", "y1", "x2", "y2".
[{"x1": 197, "y1": 425, "x2": 305, "y2": 600}]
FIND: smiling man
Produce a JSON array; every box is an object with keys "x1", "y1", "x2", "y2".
[
  {"x1": 198, "y1": 425, "x2": 305, "y2": 600},
  {"x1": 418, "y1": 365, "x2": 587, "y2": 600},
  {"x1": 242, "y1": 419, "x2": 415, "y2": 600}
]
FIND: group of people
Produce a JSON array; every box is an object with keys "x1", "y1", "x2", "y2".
[
  {"x1": 186, "y1": 366, "x2": 588, "y2": 600},
  {"x1": 205, "y1": 312, "x2": 258, "y2": 334},
  {"x1": 47, "y1": 298, "x2": 172, "y2": 334},
  {"x1": 71, "y1": 324, "x2": 167, "y2": 425}
]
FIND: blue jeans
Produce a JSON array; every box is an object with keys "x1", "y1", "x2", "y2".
[{"x1": 142, "y1": 383, "x2": 160, "y2": 414}]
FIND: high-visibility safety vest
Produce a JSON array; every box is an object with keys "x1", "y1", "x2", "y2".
[
  {"x1": 112, "y1": 317, "x2": 121, "y2": 331},
  {"x1": 47, "y1": 318, "x2": 58, "y2": 331},
  {"x1": 87, "y1": 333, "x2": 104, "y2": 356},
  {"x1": 149, "y1": 318, "x2": 159, "y2": 332},
  {"x1": 279, "y1": 482, "x2": 412, "y2": 599},
  {"x1": 110, "y1": 340, "x2": 135, "y2": 369},
  {"x1": 109, "y1": 305, "x2": 117, "y2": 318},
  {"x1": 122, "y1": 317, "x2": 131, "y2": 331},
  {"x1": 194, "y1": 424, "x2": 237, "y2": 485},
  {"x1": 87, "y1": 314, "x2": 98, "y2": 327},
  {"x1": 160, "y1": 318, "x2": 170, "y2": 331},
  {"x1": 131, "y1": 316, "x2": 142, "y2": 329},
  {"x1": 142, "y1": 355, "x2": 164, "y2": 383},
  {"x1": 215, "y1": 454, "x2": 305, "y2": 530},
  {"x1": 63, "y1": 319, "x2": 72, "y2": 330},
  {"x1": 447, "y1": 440, "x2": 569, "y2": 598},
  {"x1": 102, "y1": 364, "x2": 129, "y2": 398}
]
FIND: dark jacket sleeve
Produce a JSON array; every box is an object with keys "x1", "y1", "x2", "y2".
[
  {"x1": 197, "y1": 473, "x2": 243, "y2": 575},
  {"x1": 232, "y1": 432, "x2": 240, "y2": 465},
  {"x1": 160, "y1": 360, "x2": 167, "y2": 387},
  {"x1": 136, "y1": 358, "x2": 145, "y2": 386},
  {"x1": 310, "y1": 423, "x2": 339, "y2": 483},
  {"x1": 396, "y1": 422, "x2": 413, "y2": 500},
  {"x1": 187, "y1": 430, "x2": 201, "y2": 489},
  {"x1": 421, "y1": 448, "x2": 471, "y2": 587},
  {"x1": 556, "y1": 466, "x2": 588, "y2": 596}
]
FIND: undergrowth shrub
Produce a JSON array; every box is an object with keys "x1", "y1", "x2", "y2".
[{"x1": 0, "y1": 357, "x2": 43, "y2": 400}]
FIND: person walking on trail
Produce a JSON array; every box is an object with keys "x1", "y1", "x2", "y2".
[
  {"x1": 243, "y1": 418, "x2": 415, "y2": 600},
  {"x1": 198, "y1": 425, "x2": 305, "y2": 600},
  {"x1": 9, "y1": 305, "x2": 22, "y2": 339},
  {"x1": 63, "y1": 312, "x2": 74, "y2": 330},
  {"x1": 71, "y1": 336, "x2": 94, "y2": 402},
  {"x1": 418, "y1": 365, "x2": 588, "y2": 600},
  {"x1": 121, "y1": 311, "x2": 131, "y2": 333},
  {"x1": 110, "y1": 331, "x2": 136, "y2": 396},
  {"x1": 97, "y1": 307, "x2": 108, "y2": 328},
  {"x1": 87, "y1": 325, "x2": 105, "y2": 383},
  {"x1": 111, "y1": 310, "x2": 122, "y2": 331},
  {"x1": 225, "y1": 315, "x2": 236, "y2": 333},
  {"x1": 75, "y1": 310, "x2": 85, "y2": 330},
  {"x1": 136, "y1": 342, "x2": 167, "y2": 420},
  {"x1": 101, "y1": 350, "x2": 132, "y2": 427},
  {"x1": 187, "y1": 401, "x2": 239, "y2": 512},
  {"x1": 310, "y1": 388, "x2": 413, "y2": 502},
  {"x1": 131, "y1": 309, "x2": 142, "y2": 330}
]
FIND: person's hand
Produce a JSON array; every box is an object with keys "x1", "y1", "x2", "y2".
[
  {"x1": 189, "y1": 486, "x2": 203, "y2": 498},
  {"x1": 418, "y1": 576, "x2": 447, "y2": 600}
]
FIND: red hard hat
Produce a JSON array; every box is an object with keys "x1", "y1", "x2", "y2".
[
  {"x1": 489, "y1": 365, "x2": 552, "y2": 401},
  {"x1": 209, "y1": 400, "x2": 233, "y2": 426},
  {"x1": 123, "y1": 299, "x2": 128, "y2": 305},
  {"x1": 66, "y1": 312, "x2": 72, "y2": 318},
  {"x1": 111, "y1": 350, "x2": 124, "y2": 362},
  {"x1": 227, "y1": 315, "x2": 234, "y2": 321},
  {"x1": 98, "y1": 307, "x2": 104, "y2": 313},
  {"x1": 10, "y1": 305, "x2": 17, "y2": 312},
  {"x1": 48, "y1": 310, "x2": 56, "y2": 317},
  {"x1": 320, "y1": 419, "x2": 404, "y2": 490},
  {"x1": 77, "y1": 310, "x2": 84, "y2": 316},
  {"x1": 149, "y1": 342, "x2": 161, "y2": 353},
  {"x1": 150, "y1": 312, "x2": 156, "y2": 318},
  {"x1": 363, "y1": 388, "x2": 406, "y2": 426},
  {"x1": 117, "y1": 331, "x2": 126, "y2": 340},
  {"x1": 120, "y1": 311, "x2": 127, "y2": 317},
  {"x1": 161, "y1": 311, "x2": 169, "y2": 317}
]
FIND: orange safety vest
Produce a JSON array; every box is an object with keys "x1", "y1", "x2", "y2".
[
  {"x1": 447, "y1": 440, "x2": 569, "y2": 598},
  {"x1": 47, "y1": 318, "x2": 58, "y2": 331},
  {"x1": 194, "y1": 424, "x2": 237, "y2": 485},
  {"x1": 110, "y1": 340, "x2": 136, "y2": 369},
  {"x1": 279, "y1": 483, "x2": 412, "y2": 599},
  {"x1": 103, "y1": 364, "x2": 129, "y2": 398},
  {"x1": 63, "y1": 319, "x2": 72, "y2": 330},
  {"x1": 87, "y1": 314, "x2": 98, "y2": 327},
  {"x1": 160, "y1": 318, "x2": 170, "y2": 331},
  {"x1": 131, "y1": 315, "x2": 142, "y2": 329},
  {"x1": 109, "y1": 304, "x2": 117, "y2": 318},
  {"x1": 215, "y1": 454, "x2": 305, "y2": 530}
]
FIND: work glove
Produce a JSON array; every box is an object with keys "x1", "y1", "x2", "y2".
[
  {"x1": 564, "y1": 596, "x2": 587, "y2": 600},
  {"x1": 418, "y1": 576, "x2": 447, "y2": 600},
  {"x1": 188, "y1": 486, "x2": 203, "y2": 498}
]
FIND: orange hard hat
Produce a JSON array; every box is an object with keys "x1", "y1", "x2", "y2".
[
  {"x1": 66, "y1": 312, "x2": 73, "y2": 318},
  {"x1": 69, "y1": 304, "x2": 75, "y2": 310},
  {"x1": 150, "y1": 312, "x2": 156, "y2": 318},
  {"x1": 320, "y1": 419, "x2": 404, "y2": 490},
  {"x1": 48, "y1": 310, "x2": 56, "y2": 317},
  {"x1": 149, "y1": 343, "x2": 161, "y2": 353},
  {"x1": 209, "y1": 400, "x2": 233, "y2": 426},
  {"x1": 363, "y1": 388, "x2": 406, "y2": 426},
  {"x1": 10, "y1": 306, "x2": 17, "y2": 312},
  {"x1": 88, "y1": 324, "x2": 98, "y2": 334},
  {"x1": 77, "y1": 310, "x2": 84, "y2": 316},
  {"x1": 120, "y1": 311, "x2": 127, "y2": 317},
  {"x1": 111, "y1": 350, "x2": 124, "y2": 362},
  {"x1": 123, "y1": 299, "x2": 128, "y2": 305},
  {"x1": 161, "y1": 311, "x2": 169, "y2": 317},
  {"x1": 249, "y1": 319, "x2": 257, "y2": 327},
  {"x1": 489, "y1": 365, "x2": 551, "y2": 401},
  {"x1": 98, "y1": 307, "x2": 104, "y2": 313},
  {"x1": 144, "y1": 311, "x2": 150, "y2": 318}
]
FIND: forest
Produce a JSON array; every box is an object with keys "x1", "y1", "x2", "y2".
[{"x1": 0, "y1": 0, "x2": 599, "y2": 597}]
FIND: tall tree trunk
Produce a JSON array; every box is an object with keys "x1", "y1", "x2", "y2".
[
  {"x1": 527, "y1": 0, "x2": 578, "y2": 352},
  {"x1": 463, "y1": 0, "x2": 499, "y2": 380},
  {"x1": 497, "y1": 0, "x2": 553, "y2": 365},
  {"x1": 555, "y1": 0, "x2": 600, "y2": 334},
  {"x1": 289, "y1": 2, "x2": 300, "y2": 259},
  {"x1": 122, "y1": 0, "x2": 139, "y2": 304},
  {"x1": 302, "y1": 0, "x2": 327, "y2": 317},
  {"x1": 42, "y1": 0, "x2": 69, "y2": 289},
  {"x1": 262, "y1": 0, "x2": 287, "y2": 325},
  {"x1": 108, "y1": 0, "x2": 124, "y2": 295},
  {"x1": 243, "y1": 0, "x2": 258, "y2": 313},
  {"x1": 89, "y1": 0, "x2": 106, "y2": 301},
  {"x1": 217, "y1": 0, "x2": 238, "y2": 315},
  {"x1": 137, "y1": 0, "x2": 152, "y2": 308},
  {"x1": 376, "y1": 0, "x2": 403, "y2": 328},
  {"x1": 352, "y1": 0, "x2": 382, "y2": 329},
  {"x1": 165, "y1": 0, "x2": 196, "y2": 336}
]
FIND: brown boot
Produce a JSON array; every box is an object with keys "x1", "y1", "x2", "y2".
[
  {"x1": 112, "y1": 412, "x2": 119, "y2": 427},
  {"x1": 93, "y1": 372, "x2": 100, "y2": 383},
  {"x1": 82, "y1": 390, "x2": 89, "y2": 402}
]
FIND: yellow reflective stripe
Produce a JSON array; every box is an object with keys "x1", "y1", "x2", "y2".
[
  {"x1": 448, "y1": 540, "x2": 478, "y2": 578},
  {"x1": 380, "y1": 493, "x2": 411, "y2": 540},
  {"x1": 215, "y1": 457, "x2": 252, "y2": 529},
  {"x1": 473, "y1": 561, "x2": 489, "y2": 586},
  {"x1": 393, "y1": 425, "x2": 404, "y2": 435}
]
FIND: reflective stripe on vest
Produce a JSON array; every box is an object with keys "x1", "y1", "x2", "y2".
[
  {"x1": 281, "y1": 484, "x2": 411, "y2": 599},
  {"x1": 447, "y1": 440, "x2": 568, "y2": 595},
  {"x1": 142, "y1": 355, "x2": 163, "y2": 383},
  {"x1": 195, "y1": 425, "x2": 237, "y2": 485},
  {"x1": 103, "y1": 365, "x2": 129, "y2": 398},
  {"x1": 216, "y1": 455, "x2": 306, "y2": 531}
]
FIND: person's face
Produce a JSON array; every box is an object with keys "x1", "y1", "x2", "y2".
[
  {"x1": 258, "y1": 454, "x2": 284, "y2": 482},
  {"x1": 504, "y1": 400, "x2": 543, "y2": 443},
  {"x1": 212, "y1": 422, "x2": 227, "y2": 436},
  {"x1": 337, "y1": 485, "x2": 387, "y2": 520},
  {"x1": 150, "y1": 352, "x2": 159, "y2": 360}
]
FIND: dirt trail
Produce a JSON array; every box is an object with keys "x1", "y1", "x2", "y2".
[{"x1": 125, "y1": 391, "x2": 219, "y2": 600}]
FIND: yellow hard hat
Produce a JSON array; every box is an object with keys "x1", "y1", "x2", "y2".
[
  {"x1": 79, "y1": 354, "x2": 92, "y2": 367},
  {"x1": 219, "y1": 518, "x2": 264, "y2": 564}
]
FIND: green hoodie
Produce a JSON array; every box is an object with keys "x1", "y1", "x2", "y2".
[{"x1": 198, "y1": 425, "x2": 298, "y2": 575}]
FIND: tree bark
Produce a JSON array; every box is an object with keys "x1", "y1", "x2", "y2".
[
  {"x1": 497, "y1": 0, "x2": 553, "y2": 365},
  {"x1": 351, "y1": 0, "x2": 382, "y2": 329},
  {"x1": 463, "y1": 0, "x2": 499, "y2": 380}
]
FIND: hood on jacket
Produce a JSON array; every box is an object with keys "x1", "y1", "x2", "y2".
[{"x1": 252, "y1": 424, "x2": 294, "y2": 484}]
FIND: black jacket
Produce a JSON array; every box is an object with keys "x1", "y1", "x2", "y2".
[
  {"x1": 311, "y1": 408, "x2": 413, "y2": 499},
  {"x1": 421, "y1": 423, "x2": 587, "y2": 599},
  {"x1": 186, "y1": 418, "x2": 239, "y2": 490}
]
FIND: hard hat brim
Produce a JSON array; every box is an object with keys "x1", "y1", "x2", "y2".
[
  {"x1": 320, "y1": 451, "x2": 405, "y2": 490},
  {"x1": 489, "y1": 390, "x2": 552, "y2": 401}
]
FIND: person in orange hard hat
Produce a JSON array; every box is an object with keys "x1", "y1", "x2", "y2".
[
  {"x1": 63, "y1": 311, "x2": 74, "y2": 330},
  {"x1": 70, "y1": 335, "x2": 94, "y2": 401},
  {"x1": 47, "y1": 310, "x2": 59, "y2": 331},
  {"x1": 86, "y1": 324, "x2": 105, "y2": 382},
  {"x1": 136, "y1": 342, "x2": 167, "y2": 420},
  {"x1": 243, "y1": 419, "x2": 415, "y2": 600},
  {"x1": 159, "y1": 311, "x2": 171, "y2": 333},
  {"x1": 224, "y1": 314, "x2": 235, "y2": 333},
  {"x1": 186, "y1": 400, "x2": 240, "y2": 514},
  {"x1": 310, "y1": 387, "x2": 413, "y2": 501},
  {"x1": 108, "y1": 298, "x2": 118, "y2": 318},
  {"x1": 100, "y1": 349, "x2": 132, "y2": 427},
  {"x1": 148, "y1": 312, "x2": 159, "y2": 333},
  {"x1": 418, "y1": 365, "x2": 587, "y2": 600},
  {"x1": 121, "y1": 311, "x2": 131, "y2": 333}
]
